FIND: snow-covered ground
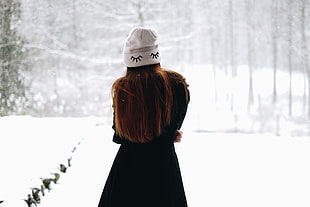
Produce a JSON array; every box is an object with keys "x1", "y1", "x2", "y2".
[{"x1": 1, "y1": 116, "x2": 310, "y2": 207}]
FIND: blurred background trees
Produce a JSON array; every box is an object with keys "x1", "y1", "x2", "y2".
[{"x1": 0, "y1": 0, "x2": 309, "y2": 134}]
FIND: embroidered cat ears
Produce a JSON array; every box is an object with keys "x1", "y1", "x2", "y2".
[{"x1": 131, "y1": 51, "x2": 160, "y2": 63}]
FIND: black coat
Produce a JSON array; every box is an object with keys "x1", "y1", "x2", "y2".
[{"x1": 98, "y1": 72, "x2": 190, "y2": 207}]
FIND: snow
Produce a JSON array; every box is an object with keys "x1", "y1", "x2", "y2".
[
  {"x1": 178, "y1": 132, "x2": 310, "y2": 207},
  {"x1": 1, "y1": 116, "x2": 310, "y2": 207},
  {"x1": 0, "y1": 116, "x2": 102, "y2": 206},
  {"x1": 183, "y1": 65, "x2": 309, "y2": 136}
]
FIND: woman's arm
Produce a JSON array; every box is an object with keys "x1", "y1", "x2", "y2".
[
  {"x1": 112, "y1": 112, "x2": 124, "y2": 144},
  {"x1": 174, "y1": 130, "x2": 183, "y2": 143}
]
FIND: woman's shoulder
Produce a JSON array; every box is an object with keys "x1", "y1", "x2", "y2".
[
  {"x1": 163, "y1": 69, "x2": 187, "y2": 85},
  {"x1": 163, "y1": 69, "x2": 190, "y2": 102}
]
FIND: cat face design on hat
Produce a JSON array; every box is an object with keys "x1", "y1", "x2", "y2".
[{"x1": 123, "y1": 27, "x2": 161, "y2": 67}]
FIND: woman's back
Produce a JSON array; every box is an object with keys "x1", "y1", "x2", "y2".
[{"x1": 112, "y1": 65, "x2": 189, "y2": 144}]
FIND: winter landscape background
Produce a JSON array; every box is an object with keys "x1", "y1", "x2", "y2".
[{"x1": 1, "y1": 0, "x2": 310, "y2": 206}]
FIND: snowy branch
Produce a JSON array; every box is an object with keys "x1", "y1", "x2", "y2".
[{"x1": 23, "y1": 43, "x2": 122, "y2": 65}]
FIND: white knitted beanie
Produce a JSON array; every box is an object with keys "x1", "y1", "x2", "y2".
[{"x1": 123, "y1": 27, "x2": 161, "y2": 68}]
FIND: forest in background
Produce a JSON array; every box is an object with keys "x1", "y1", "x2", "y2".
[{"x1": 0, "y1": 0, "x2": 309, "y2": 134}]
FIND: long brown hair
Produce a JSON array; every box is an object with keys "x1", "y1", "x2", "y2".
[{"x1": 112, "y1": 64, "x2": 174, "y2": 143}]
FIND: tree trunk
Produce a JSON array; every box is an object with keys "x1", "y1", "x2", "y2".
[
  {"x1": 246, "y1": 0, "x2": 254, "y2": 110},
  {"x1": 229, "y1": 0, "x2": 236, "y2": 77},
  {"x1": 288, "y1": 0, "x2": 293, "y2": 117},
  {"x1": 45, "y1": 1, "x2": 59, "y2": 113},
  {"x1": 228, "y1": 0, "x2": 235, "y2": 112},
  {"x1": 224, "y1": 16, "x2": 229, "y2": 76},
  {"x1": 272, "y1": 0, "x2": 279, "y2": 104},
  {"x1": 71, "y1": 0, "x2": 78, "y2": 50},
  {"x1": 300, "y1": 0, "x2": 310, "y2": 117},
  {"x1": 133, "y1": 0, "x2": 145, "y2": 26},
  {"x1": 210, "y1": 28, "x2": 218, "y2": 104},
  {"x1": 0, "y1": 0, "x2": 14, "y2": 115}
]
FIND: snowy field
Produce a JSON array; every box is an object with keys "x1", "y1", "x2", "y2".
[{"x1": 1, "y1": 116, "x2": 310, "y2": 207}]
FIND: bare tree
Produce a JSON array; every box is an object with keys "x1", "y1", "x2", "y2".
[
  {"x1": 300, "y1": 0, "x2": 310, "y2": 116},
  {"x1": 246, "y1": 0, "x2": 254, "y2": 109},
  {"x1": 286, "y1": 0, "x2": 294, "y2": 117},
  {"x1": 227, "y1": 0, "x2": 236, "y2": 113},
  {"x1": 70, "y1": 0, "x2": 78, "y2": 50},
  {"x1": 0, "y1": 0, "x2": 30, "y2": 116},
  {"x1": 271, "y1": 0, "x2": 279, "y2": 104},
  {"x1": 129, "y1": 0, "x2": 148, "y2": 26},
  {"x1": 229, "y1": 0, "x2": 236, "y2": 77}
]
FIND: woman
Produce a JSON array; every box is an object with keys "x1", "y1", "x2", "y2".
[{"x1": 98, "y1": 27, "x2": 190, "y2": 207}]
